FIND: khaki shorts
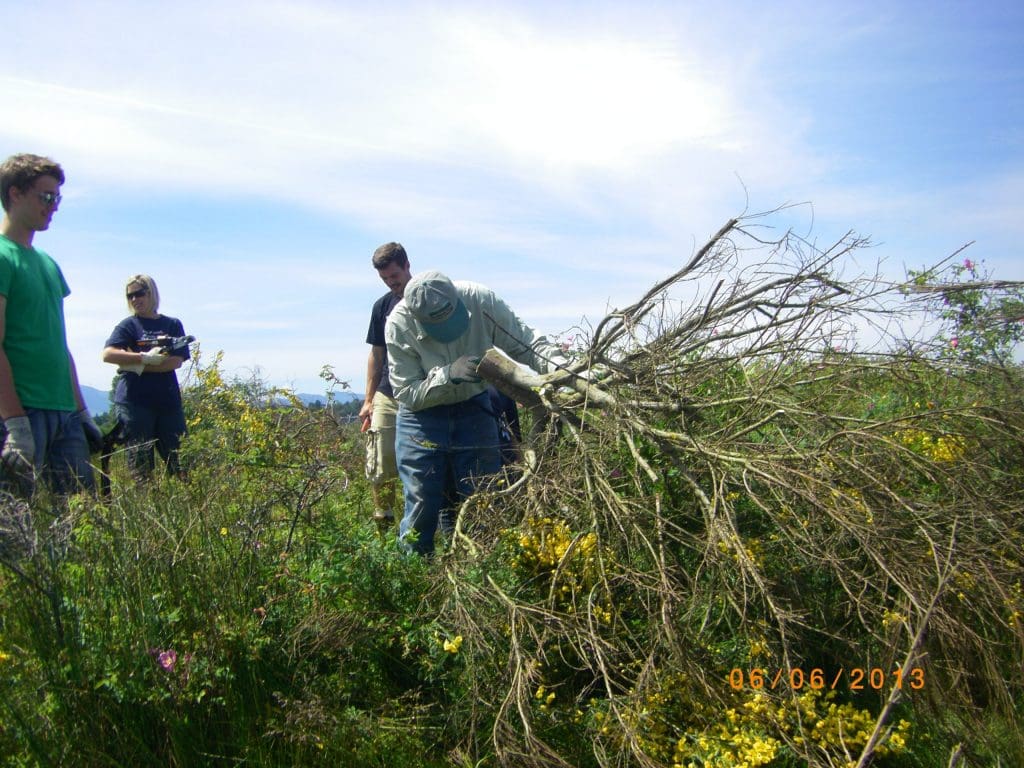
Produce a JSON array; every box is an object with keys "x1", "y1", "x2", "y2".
[{"x1": 365, "y1": 391, "x2": 398, "y2": 485}]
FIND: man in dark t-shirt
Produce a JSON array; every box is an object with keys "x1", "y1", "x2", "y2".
[{"x1": 359, "y1": 243, "x2": 413, "y2": 526}]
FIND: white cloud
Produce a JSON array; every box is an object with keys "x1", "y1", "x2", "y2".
[
  {"x1": 448, "y1": 18, "x2": 733, "y2": 169},
  {"x1": 4, "y1": 1, "x2": 1021, "y2": 392},
  {"x1": 1, "y1": 2, "x2": 753, "y2": 196}
]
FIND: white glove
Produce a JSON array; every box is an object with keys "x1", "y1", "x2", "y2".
[
  {"x1": 2, "y1": 415, "x2": 36, "y2": 478},
  {"x1": 141, "y1": 349, "x2": 167, "y2": 366},
  {"x1": 119, "y1": 349, "x2": 164, "y2": 375}
]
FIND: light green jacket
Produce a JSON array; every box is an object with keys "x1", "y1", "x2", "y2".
[{"x1": 384, "y1": 280, "x2": 565, "y2": 411}]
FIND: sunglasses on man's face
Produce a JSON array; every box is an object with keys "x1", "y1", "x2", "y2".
[
  {"x1": 126, "y1": 289, "x2": 149, "y2": 300},
  {"x1": 37, "y1": 191, "x2": 62, "y2": 207}
]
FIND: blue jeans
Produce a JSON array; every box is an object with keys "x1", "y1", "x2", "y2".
[
  {"x1": 115, "y1": 403, "x2": 186, "y2": 477},
  {"x1": 395, "y1": 392, "x2": 501, "y2": 555},
  {"x1": 5, "y1": 408, "x2": 95, "y2": 494}
]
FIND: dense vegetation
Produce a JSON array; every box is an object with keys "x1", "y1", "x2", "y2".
[{"x1": 1, "y1": 216, "x2": 1022, "y2": 767}]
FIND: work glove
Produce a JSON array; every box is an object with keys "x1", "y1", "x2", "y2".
[
  {"x1": 1, "y1": 415, "x2": 36, "y2": 482},
  {"x1": 449, "y1": 355, "x2": 481, "y2": 384},
  {"x1": 78, "y1": 409, "x2": 104, "y2": 453},
  {"x1": 118, "y1": 349, "x2": 163, "y2": 376},
  {"x1": 118, "y1": 362, "x2": 145, "y2": 375}
]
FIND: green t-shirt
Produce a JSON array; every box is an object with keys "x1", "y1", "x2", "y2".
[{"x1": 0, "y1": 234, "x2": 76, "y2": 411}]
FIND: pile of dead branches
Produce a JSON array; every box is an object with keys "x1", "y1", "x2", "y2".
[{"x1": 438, "y1": 214, "x2": 1023, "y2": 768}]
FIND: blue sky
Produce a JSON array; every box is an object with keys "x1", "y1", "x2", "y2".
[{"x1": 3, "y1": 0, "x2": 1022, "y2": 395}]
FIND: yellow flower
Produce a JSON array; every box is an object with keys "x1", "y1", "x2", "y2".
[
  {"x1": 882, "y1": 609, "x2": 906, "y2": 628},
  {"x1": 219, "y1": 527, "x2": 228, "y2": 536},
  {"x1": 442, "y1": 635, "x2": 463, "y2": 654}
]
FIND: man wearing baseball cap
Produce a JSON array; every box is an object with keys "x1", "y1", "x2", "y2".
[{"x1": 385, "y1": 270, "x2": 566, "y2": 555}]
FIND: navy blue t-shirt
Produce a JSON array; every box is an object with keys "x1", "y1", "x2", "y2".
[
  {"x1": 366, "y1": 291, "x2": 402, "y2": 398},
  {"x1": 105, "y1": 315, "x2": 188, "y2": 409}
]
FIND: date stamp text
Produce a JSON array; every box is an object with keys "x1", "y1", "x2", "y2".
[{"x1": 729, "y1": 667, "x2": 925, "y2": 692}]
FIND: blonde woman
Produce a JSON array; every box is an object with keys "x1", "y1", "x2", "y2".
[{"x1": 101, "y1": 275, "x2": 189, "y2": 477}]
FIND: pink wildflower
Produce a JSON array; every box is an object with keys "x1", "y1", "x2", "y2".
[
  {"x1": 950, "y1": 337, "x2": 959, "y2": 349},
  {"x1": 157, "y1": 649, "x2": 177, "y2": 672},
  {"x1": 963, "y1": 258, "x2": 974, "y2": 271}
]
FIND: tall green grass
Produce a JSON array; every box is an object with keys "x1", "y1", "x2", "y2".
[{"x1": 1, "y1": 350, "x2": 1022, "y2": 767}]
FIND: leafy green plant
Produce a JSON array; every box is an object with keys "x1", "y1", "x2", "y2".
[{"x1": 906, "y1": 255, "x2": 1024, "y2": 363}]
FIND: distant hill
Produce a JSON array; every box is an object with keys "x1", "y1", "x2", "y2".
[
  {"x1": 79, "y1": 385, "x2": 361, "y2": 416},
  {"x1": 292, "y1": 391, "x2": 362, "y2": 407},
  {"x1": 81, "y1": 385, "x2": 112, "y2": 415}
]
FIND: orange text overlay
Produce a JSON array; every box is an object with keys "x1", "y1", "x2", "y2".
[{"x1": 728, "y1": 667, "x2": 925, "y2": 692}]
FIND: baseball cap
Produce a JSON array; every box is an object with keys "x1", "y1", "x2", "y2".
[{"x1": 404, "y1": 270, "x2": 470, "y2": 342}]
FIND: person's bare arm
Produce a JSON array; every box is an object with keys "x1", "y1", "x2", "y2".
[
  {"x1": 358, "y1": 345, "x2": 386, "y2": 425},
  {"x1": 147, "y1": 355, "x2": 184, "y2": 373},
  {"x1": 102, "y1": 346, "x2": 184, "y2": 373}
]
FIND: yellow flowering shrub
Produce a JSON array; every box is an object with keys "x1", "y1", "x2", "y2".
[
  {"x1": 512, "y1": 516, "x2": 597, "y2": 572},
  {"x1": 442, "y1": 635, "x2": 463, "y2": 654},
  {"x1": 670, "y1": 688, "x2": 911, "y2": 768},
  {"x1": 578, "y1": 691, "x2": 673, "y2": 762},
  {"x1": 893, "y1": 428, "x2": 966, "y2": 463},
  {"x1": 184, "y1": 351, "x2": 297, "y2": 467},
  {"x1": 673, "y1": 692, "x2": 781, "y2": 768},
  {"x1": 534, "y1": 684, "x2": 557, "y2": 712},
  {"x1": 506, "y1": 516, "x2": 614, "y2": 621},
  {"x1": 180, "y1": 351, "x2": 359, "y2": 486},
  {"x1": 829, "y1": 487, "x2": 872, "y2": 523},
  {"x1": 596, "y1": 673, "x2": 706, "y2": 764},
  {"x1": 715, "y1": 534, "x2": 767, "y2": 568},
  {"x1": 781, "y1": 690, "x2": 911, "y2": 765},
  {"x1": 1005, "y1": 580, "x2": 1024, "y2": 628}
]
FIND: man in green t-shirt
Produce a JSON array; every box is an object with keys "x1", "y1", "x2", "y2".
[{"x1": 0, "y1": 153, "x2": 99, "y2": 495}]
